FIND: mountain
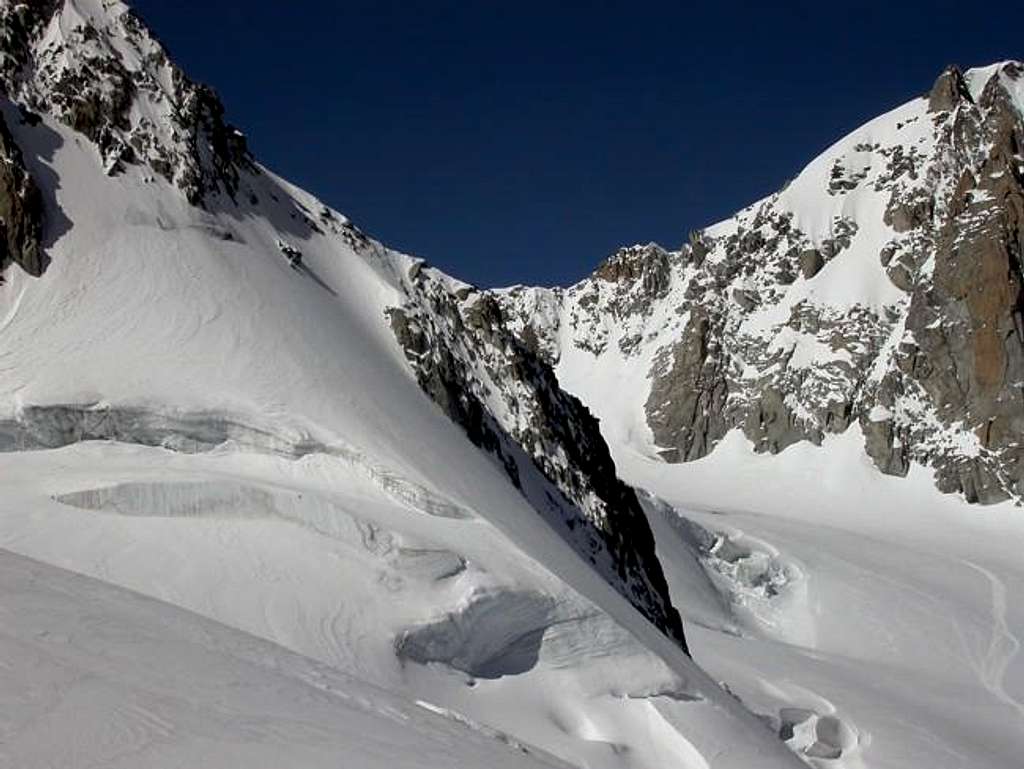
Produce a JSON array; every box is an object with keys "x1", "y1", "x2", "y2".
[
  {"x1": 3, "y1": 1, "x2": 1024, "y2": 767},
  {"x1": 497, "y1": 61, "x2": 1024, "y2": 505},
  {"x1": 0, "y1": 2, "x2": 800, "y2": 768},
  {"x1": 0, "y1": 0, "x2": 685, "y2": 649}
]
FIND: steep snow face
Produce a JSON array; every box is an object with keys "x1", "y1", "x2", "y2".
[
  {"x1": 0, "y1": 0, "x2": 685, "y2": 656},
  {"x1": 500, "y1": 60, "x2": 1024, "y2": 505},
  {"x1": 0, "y1": 1, "x2": 809, "y2": 767}
]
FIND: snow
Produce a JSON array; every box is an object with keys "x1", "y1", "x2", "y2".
[
  {"x1": 768, "y1": 98, "x2": 929, "y2": 316},
  {"x1": 0, "y1": 437, "x2": 800, "y2": 769},
  {"x1": 0, "y1": 98, "x2": 799, "y2": 767},
  {"x1": 610, "y1": 427, "x2": 1024, "y2": 769},
  {"x1": 767, "y1": 326, "x2": 852, "y2": 369},
  {"x1": 5, "y1": 20, "x2": 1024, "y2": 766},
  {"x1": 0, "y1": 548, "x2": 571, "y2": 769}
]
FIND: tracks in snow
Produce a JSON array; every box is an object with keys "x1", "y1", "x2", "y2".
[{"x1": 955, "y1": 558, "x2": 1024, "y2": 721}]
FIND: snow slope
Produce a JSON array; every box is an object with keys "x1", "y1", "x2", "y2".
[
  {"x1": 3, "y1": 2, "x2": 1021, "y2": 767},
  {"x1": 627, "y1": 429, "x2": 1024, "y2": 769},
  {"x1": 0, "y1": 548, "x2": 572, "y2": 769},
  {"x1": 0, "y1": 2, "x2": 802, "y2": 765}
]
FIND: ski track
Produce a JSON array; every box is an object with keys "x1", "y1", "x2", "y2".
[
  {"x1": 0, "y1": 281, "x2": 27, "y2": 337},
  {"x1": 955, "y1": 558, "x2": 1024, "y2": 721}
]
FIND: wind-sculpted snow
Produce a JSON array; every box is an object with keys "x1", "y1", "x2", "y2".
[
  {"x1": 0, "y1": 549, "x2": 574, "y2": 769},
  {"x1": 2, "y1": 439, "x2": 809, "y2": 769}
]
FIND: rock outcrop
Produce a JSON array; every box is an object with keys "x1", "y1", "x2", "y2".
[
  {"x1": 388, "y1": 264, "x2": 689, "y2": 651},
  {"x1": 0, "y1": 0, "x2": 252, "y2": 205},
  {"x1": 0, "y1": 109, "x2": 43, "y2": 277}
]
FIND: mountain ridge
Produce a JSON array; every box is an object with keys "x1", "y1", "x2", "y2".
[
  {"x1": 2, "y1": 2, "x2": 1024, "y2": 767},
  {"x1": 0, "y1": 0, "x2": 687, "y2": 655},
  {"x1": 497, "y1": 60, "x2": 1024, "y2": 505}
]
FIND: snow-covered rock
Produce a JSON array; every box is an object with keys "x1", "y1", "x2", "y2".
[
  {"x1": 500, "y1": 60, "x2": 1024, "y2": 505},
  {"x1": 0, "y1": 0, "x2": 251, "y2": 202}
]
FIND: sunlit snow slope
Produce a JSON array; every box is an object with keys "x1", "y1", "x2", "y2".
[
  {"x1": 0, "y1": 1, "x2": 803, "y2": 767},
  {"x1": 0, "y1": 549, "x2": 573, "y2": 769}
]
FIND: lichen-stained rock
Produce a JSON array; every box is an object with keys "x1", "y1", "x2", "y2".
[
  {"x1": 497, "y1": 61, "x2": 1024, "y2": 506},
  {"x1": 388, "y1": 265, "x2": 689, "y2": 653},
  {"x1": 0, "y1": 110, "x2": 44, "y2": 277},
  {"x1": 0, "y1": 0, "x2": 253, "y2": 205}
]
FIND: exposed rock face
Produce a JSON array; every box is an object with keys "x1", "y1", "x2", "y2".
[
  {"x1": 388, "y1": 264, "x2": 688, "y2": 652},
  {"x1": 0, "y1": 110, "x2": 43, "y2": 276},
  {"x1": 0, "y1": 0, "x2": 252, "y2": 205},
  {"x1": 928, "y1": 66, "x2": 972, "y2": 113},
  {"x1": 646, "y1": 308, "x2": 729, "y2": 462},
  {"x1": 893, "y1": 66, "x2": 1024, "y2": 501},
  {"x1": 499, "y1": 61, "x2": 1024, "y2": 505},
  {"x1": 799, "y1": 248, "x2": 824, "y2": 279},
  {"x1": 594, "y1": 243, "x2": 673, "y2": 302}
]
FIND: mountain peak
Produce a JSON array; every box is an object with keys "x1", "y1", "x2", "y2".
[
  {"x1": 927, "y1": 64, "x2": 972, "y2": 112},
  {"x1": 0, "y1": 0, "x2": 251, "y2": 204},
  {"x1": 499, "y1": 59, "x2": 1024, "y2": 504}
]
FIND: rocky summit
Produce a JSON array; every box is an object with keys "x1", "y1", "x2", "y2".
[
  {"x1": 0, "y1": 0, "x2": 251, "y2": 204},
  {"x1": 493, "y1": 61, "x2": 1024, "y2": 505}
]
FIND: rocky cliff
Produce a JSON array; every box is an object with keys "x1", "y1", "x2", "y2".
[
  {"x1": 499, "y1": 61, "x2": 1024, "y2": 505},
  {"x1": 389, "y1": 263, "x2": 687, "y2": 649},
  {"x1": 0, "y1": 107, "x2": 43, "y2": 277}
]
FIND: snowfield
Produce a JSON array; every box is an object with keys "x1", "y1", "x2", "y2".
[
  {"x1": 2, "y1": 3, "x2": 1024, "y2": 766},
  {"x1": 0, "y1": 548, "x2": 573, "y2": 769},
  {"x1": 628, "y1": 429, "x2": 1024, "y2": 769}
]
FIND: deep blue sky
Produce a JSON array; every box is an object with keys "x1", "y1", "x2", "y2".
[{"x1": 133, "y1": 1, "x2": 1019, "y2": 287}]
